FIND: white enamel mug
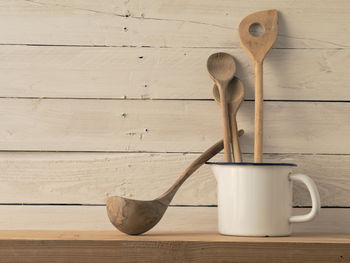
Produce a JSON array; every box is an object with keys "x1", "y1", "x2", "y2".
[{"x1": 206, "y1": 162, "x2": 321, "y2": 236}]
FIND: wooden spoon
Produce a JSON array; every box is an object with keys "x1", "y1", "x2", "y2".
[
  {"x1": 207, "y1": 53, "x2": 236, "y2": 162},
  {"x1": 106, "y1": 133, "x2": 244, "y2": 235},
  {"x1": 238, "y1": 10, "x2": 278, "y2": 163},
  {"x1": 213, "y1": 77, "x2": 245, "y2": 162}
]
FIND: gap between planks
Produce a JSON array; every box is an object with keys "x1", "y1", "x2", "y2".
[
  {"x1": 0, "y1": 97, "x2": 350, "y2": 103},
  {"x1": 0, "y1": 43, "x2": 349, "y2": 50}
]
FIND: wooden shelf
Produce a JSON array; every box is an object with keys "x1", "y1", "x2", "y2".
[{"x1": 0, "y1": 230, "x2": 349, "y2": 262}]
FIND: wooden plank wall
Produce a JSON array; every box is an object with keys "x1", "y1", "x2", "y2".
[{"x1": 0, "y1": 0, "x2": 349, "y2": 231}]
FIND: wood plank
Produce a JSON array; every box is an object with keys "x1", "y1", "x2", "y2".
[
  {"x1": 1, "y1": 231, "x2": 350, "y2": 242},
  {"x1": 0, "y1": 99, "x2": 348, "y2": 153},
  {"x1": 0, "y1": 232, "x2": 348, "y2": 263},
  {"x1": 0, "y1": 206, "x2": 348, "y2": 233},
  {"x1": 0, "y1": 0, "x2": 349, "y2": 48},
  {"x1": 1, "y1": 230, "x2": 349, "y2": 242},
  {"x1": 0, "y1": 152, "x2": 349, "y2": 206},
  {"x1": 1, "y1": 46, "x2": 349, "y2": 100}
]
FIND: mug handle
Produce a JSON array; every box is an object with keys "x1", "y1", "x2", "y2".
[{"x1": 288, "y1": 173, "x2": 321, "y2": 223}]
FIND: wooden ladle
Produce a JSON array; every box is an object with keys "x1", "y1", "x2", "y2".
[
  {"x1": 207, "y1": 53, "x2": 236, "y2": 162},
  {"x1": 238, "y1": 10, "x2": 278, "y2": 163},
  {"x1": 213, "y1": 77, "x2": 245, "y2": 162},
  {"x1": 106, "y1": 133, "x2": 244, "y2": 235}
]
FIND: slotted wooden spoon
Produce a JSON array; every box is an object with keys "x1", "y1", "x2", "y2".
[
  {"x1": 213, "y1": 77, "x2": 245, "y2": 162},
  {"x1": 238, "y1": 10, "x2": 278, "y2": 162}
]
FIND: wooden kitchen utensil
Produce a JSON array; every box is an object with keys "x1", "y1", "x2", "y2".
[
  {"x1": 238, "y1": 10, "x2": 278, "y2": 163},
  {"x1": 106, "y1": 132, "x2": 244, "y2": 235},
  {"x1": 213, "y1": 77, "x2": 245, "y2": 162},
  {"x1": 207, "y1": 53, "x2": 236, "y2": 162}
]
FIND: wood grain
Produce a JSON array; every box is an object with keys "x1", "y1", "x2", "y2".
[
  {"x1": 0, "y1": 0, "x2": 349, "y2": 48},
  {"x1": 0, "y1": 99, "x2": 348, "y2": 153},
  {"x1": 1, "y1": 230, "x2": 350, "y2": 242},
  {"x1": 0, "y1": 152, "x2": 349, "y2": 206},
  {"x1": 0, "y1": 46, "x2": 349, "y2": 100},
  {"x1": 0, "y1": 206, "x2": 348, "y2": 233},
  {"x1": 0, "y1": 231, "x2": 348, "y2": 262}
]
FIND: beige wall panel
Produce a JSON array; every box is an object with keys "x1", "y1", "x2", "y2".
[
  {"x1": 0, "y1": 0, "x2": 349, "y2": 48},
  {"x1": 0, "y1": 152, "x2": 348, "y2": 206},
  {"x1": 0, "y1": 46, "x2": 348, "y2": 100},
  {"x1": 0, "y1": 99, "x2": 348, "y2": 153}
]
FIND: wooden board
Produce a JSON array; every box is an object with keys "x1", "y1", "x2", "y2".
[
  {"x1": 0, "y1": 152, "x2": 349, "y2": 206},
  {"x1": 0, "y1": 46, "x2": 348, "y2": 100},
  {"x1": 0, "y1": 231, "x2": 348, "y2": 263},
  {"x1": 0, "y1": 0, "x2": 349, "y2": 48},
  {"x1": 0, "y1": 99, "x2": 349, "y2": 153},
  {"x1": 1, "y1": 230, "x2": 350, "y2": 242},
  {"x1": 0, "y1": 206, "x2": 349, "y2": 234}
]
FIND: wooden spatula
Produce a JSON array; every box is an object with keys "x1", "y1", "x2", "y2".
[{"x1": 238, "y1": 10, "x2": 278, "y2": 163}]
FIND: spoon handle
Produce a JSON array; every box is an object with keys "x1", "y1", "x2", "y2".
[
  {"x1": 218, "y1": 85, "x2": 233, "y2": 162},
  {"x1": 230, "y1": 113, "x2": 242, "y2": 162},
  {"x1": 254, "y1": 61, "x2": 263, "y2": 163}
]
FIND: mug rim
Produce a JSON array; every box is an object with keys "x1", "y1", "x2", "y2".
[{"x1": 205, "y1": 162, "x2": 297, "y2": 167}]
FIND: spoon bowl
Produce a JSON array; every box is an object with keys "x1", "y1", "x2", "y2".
[
  {"x1": 213, "y1": 77, "x2": 245, "y2": 114},
  {"x1": 213, "y1": 77, "x2": 245, "y2": 162},
  {"x1": 207, "y1": 53, "x2": 236, "y2": 82}
]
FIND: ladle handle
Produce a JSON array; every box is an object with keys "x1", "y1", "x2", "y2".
[
  {"x1": 183, "y1": 130, "x2": 243, "y2": 182},
  {"x1": 158, "y1": 140, "x2": 224, "y2": 202},
  {"x1": 159, "y1": 131, "x2": 245, "y2": 203},
  {"x1": 254, "y1": 61, "x2": 263, "y2": 163}
]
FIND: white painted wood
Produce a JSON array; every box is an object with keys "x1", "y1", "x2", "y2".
[
  {"x1": 0, "y1": 206, "x2": 348, "y2": 233},
  {"x1": 0, "y1": 99, "x2": 348, "y2": 153},
  {"x1": 0, "y1": 46, "x2": 348, "y2": 100},
  {"x1": 0, "y1": 0, "x2": 349, "y2": 228},
  {"x1": 0, "y1": 0, "x2": 349, "y2": 48},
  {"x1": 0, "y1": 152, "x2": 349, "y2": 206}
]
